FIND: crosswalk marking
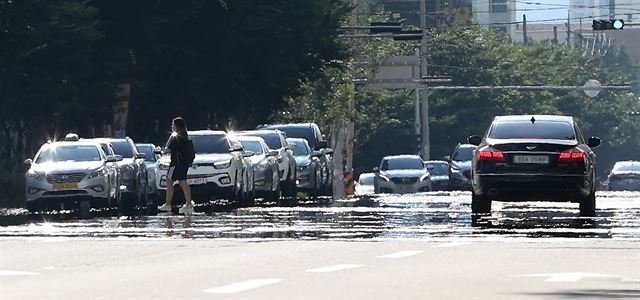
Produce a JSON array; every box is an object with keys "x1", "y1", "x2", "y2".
[
  {"x1": 306, "y1": 264, "x2": 364, "y2": 273},
  {"x1": 377, "y1": 250, "x2": 424, "y2": 258},
  {"x1": 203, "y1": 278, "x2": 282, "y2": 294}
]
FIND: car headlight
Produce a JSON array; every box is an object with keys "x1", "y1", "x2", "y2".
[
  {"x1": 88, "y1": 168, "x2": 106, "y2": 179},
  {"x1": 378, "y1": 174, "x2": 390, "y2": 182},
  {"x1": 450, "y1": 165, "x2": 460, "y2": 172},
  {"x1": 26, "y1": 171, "x2": 43, "y2": 180},
  {"x1": 277, "y1": 155, "x2": 284, "y2": 163},
  {"x1": 420, "y1": 173, "x2": 430, "y2": 182},
  {"x1": 214, "y1": 160, "x2": 232, "y2": 169},
  {"x1": 158, "y1": 163, "x2": 170, "y2": 171}
]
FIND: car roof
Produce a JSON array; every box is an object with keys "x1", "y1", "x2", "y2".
[
  {"x1": 613, "y1": 161, "x2": 640, "y2": 167},
  {"x1": 238, "y1": 129, "x2": 283, "y2": 136},
  {"x1": 135, "y1": 143, "x2": 156, "y2": 148},
  {"x1": 235, "y1": 135, "x2": 265, "y2": 142},
  {"x1": 456, "y1": 144, "x2": 477, "y2": 149},
  {"x1": 189, "y1": 130, "x2": 226, "y2": 136},
  {"x1": 493, "y1": 115, "x2": 573, "y2": 123},
  {"x1": 358, "y1": 172, "x2": 375, "y2": 178},
  {"x1": 259, "y1": 123, "x2": 314, "y2": 129},
  {"x1": 47, "y1": 141, "x2": 101, "y2": 148},
  {"x1": 286, "y1": 137, "x2": 308, "y2": 143},
  {"x1": 382, "y1": 154, "x2": 422, "y2": 160},
  {"x1": 424, "y1": 160, "x2": 448, "y2": 164}
]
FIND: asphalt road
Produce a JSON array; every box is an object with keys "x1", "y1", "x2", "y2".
[{"x1": 1, "y1": 191, "x2": 639, "y2": 299}]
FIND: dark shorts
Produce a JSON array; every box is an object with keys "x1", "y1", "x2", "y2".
[{"x1": 167, "y1": 165, "x2": 188, "y2": 181}]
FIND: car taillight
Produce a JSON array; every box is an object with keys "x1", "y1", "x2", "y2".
[
  {"x1": 477, "y1": 150, "x2": 505, "y2": 161},
  {"x1": 558, "y1": 151, "x2": 585, "y2": 162}
]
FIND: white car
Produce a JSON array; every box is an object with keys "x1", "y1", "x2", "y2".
[
  {"x1": 355, "y1": 172, "x2": 375, "y2": 195},
  {"x1": 156, "y1": 130, "x2": 252, "y2": 207},
  {"x1": 24, "y1": 140, "x2": 122, "y2": 213},
  {"x1": 373, "y1": 155, "x2": 431, "y2": 194}
]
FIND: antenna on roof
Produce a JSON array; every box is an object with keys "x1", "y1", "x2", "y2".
[{"x1": 530, "y1": 116, "x2": 536, "y2": 124}]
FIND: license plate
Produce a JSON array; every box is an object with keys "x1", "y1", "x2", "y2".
[
  {"x1": 53, "y1": 183, "x2": 78, "y2": 190},
  {"x1": 513, "y1": 155, "x2": 549, "y2": 164},
  {"x1": 187, "y1": 177, "x2": 208, "y2": 185}
]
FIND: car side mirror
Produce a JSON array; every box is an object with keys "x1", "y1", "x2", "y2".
[
  {"x1": 323, "y1": 148, "x2": 334, "y2": 155},
  {"x1": 468, "y1": 135, "x2": 482, "y2": 146},
  {"x1": 23, "y1": 158, "x2": 33, "y2": 166},
  {"x1": 230, "y1": 145, "x2": 243, "y2": 152},
  {"x1": 372, "y1": 167, "x2": 379, "y2": 173},
  {"x1": 312, "y1": 150, "x2": 322, "y2": 157},
  {"x1": 106, "y1": 155, "x2": 118, "y2": 163},
  {"x1": 268, "y1": 150, "x2": 279, "y2": 157},
  {"x1": 114, "y1": 155, "x2": 123, "y2": 162},
  {"x1": 587, "y1": 136, "x2": 601, "y2": 148},
  {"x1": 153, "y1": 147, "x2": 162, "y2": 155},
  {"x1": 318, "y1": 140, "x2": 328, "y2": 149},
  {"x1": 443, "y1": 155, "x2": 450, "y2": 162},
  {"x1": 243, "y1": 151, "x2": 255, "y2": 158},
  {"x1": 135, "y1": 153, "x2": 146, "y2": 159}
]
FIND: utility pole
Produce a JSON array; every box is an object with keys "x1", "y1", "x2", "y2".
[
  {"x1": 419, "y1": 0, "x2": 430, "y2": 160},
  {"x1": 566, "y1": 11, "x2": 571, "y2": 47},
  {"x1": 523, "y1": 14, "x2": 528, "y2": 45}
]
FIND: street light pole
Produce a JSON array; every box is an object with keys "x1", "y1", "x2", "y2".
[{"x1": 419, "y1": 0, "x2": 430, "y2": 160}]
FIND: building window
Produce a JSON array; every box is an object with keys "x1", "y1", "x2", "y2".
[{"x1": 491, "y1": 0, "x2": 507, "y2": 13}]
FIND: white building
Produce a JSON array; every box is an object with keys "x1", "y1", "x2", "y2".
[
  {"x1": 472, "y1": 0, "x2": 517, "y2": 40},
  {"x1": 571, "y1": 0, "x2": 640, "y2": 21}
]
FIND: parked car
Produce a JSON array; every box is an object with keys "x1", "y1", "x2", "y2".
[
  {"x1": 91, "y1": 137, "x2": 149, "y2": 214},
  {"x1": 354, "y1": 172, "x2": 375, "y2": 195},
  {"x1": 135, "y1": 143, "x2": 162, "y2": 204},
  {"x1": 608, "y1": 161, "x2": 640, "y2": 191},
  {"x1": 468, "y1": 115, "x2": 600, "y2": 216},
  {"x1": 86, "y1": 140, "x2": 123, "y2": 208},
  {"x1": 424, "y1": 160, "x2": 450, "y2": 191},
  {"x1": 156, "y1": 130, "x2": 251, "y2": 207},
  {"x1": 24, "y1": 140, "x2": 122, "y2": 214},
  {"x1": 287, "y1": 137, "x2": 322, "y2": 198},
  {"x1": 373, "y1": 155, "x2": 431, "y2": 194},
  {"x1": 257, "y1": 123, "x2": 334, "y2": 195},
  {"x1": 445, "y1": 143, "x2": 476, "y2": 191},
  {"x1": 237, "y1": 130, "x2": 297, "y2": 198},
  {"x1": 236, "y1": 136, "x2": 281, "y2": 202}
]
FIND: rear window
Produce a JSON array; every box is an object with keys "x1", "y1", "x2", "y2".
[
  {"x1": 243, "y1": 132, "x2": 283, "y2": 149},
  {"x1": 452, "y1": 147, "x2": 474, "y2": 161},
  {"x1": 239, "y1": 140, "x2": 263, "y2": 154},
  {"x1": 488, "y1": 121, "x2": 575, "y2": 140},
  {"x1": 191, "y1": 134, "x2": 230, "y2": 153}
]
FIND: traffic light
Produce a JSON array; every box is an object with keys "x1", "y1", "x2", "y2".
[
  {"x1": 369, "y1": 22, "x2": 402, "y2": 33},
  {"x1": 393, "y1": 30, "x2": 423, "y2": 41},
  {"x1": 592, "y1": 19, "x2": 624, "y2": 30}
]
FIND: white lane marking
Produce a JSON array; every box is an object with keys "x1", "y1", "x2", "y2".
[
  {"x1": 306, "y1": 264, "x2": 364, "y2": 273},
  {"x1": 433, "y1": 242, "x2": 471, "y2": 248},
  {"x1": 0, "y1": 271, "x2": 38, "y2": 276},
  {"x1": 203, "y1": 278, "x2": 282, "y2": 294},
  {"x1": 377, "y1": 250, "x2": 424, "y2": 259},
  {"x1": 518, "y1": 272, "x2": 621, "y2": 282}
]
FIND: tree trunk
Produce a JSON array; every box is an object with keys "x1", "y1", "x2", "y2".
[{"x1": 332, "y1": 120, "x2": 346, "y2": 200}]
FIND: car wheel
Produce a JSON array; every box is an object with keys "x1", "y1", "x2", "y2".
[
  {"x1": 471, "y1": 191, "x2": 491, "y2": 214},
  {"x1": 579, "y1": 192, "x2": 596, "y2": 217},
  {"x1": 118, "y1": 194, "x2": 136, "y2": 216}
]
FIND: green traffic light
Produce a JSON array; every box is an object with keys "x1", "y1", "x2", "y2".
[{"x1": 613, "y1": 19, "x2": 624, "y2": 29}]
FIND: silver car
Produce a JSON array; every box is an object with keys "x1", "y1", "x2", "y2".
[
  {"x1": 236, "y1": 136, "x2": 281, "y2": 202},
  {"x1": 287, "y1": 138, "x2": 322, "y2": 198},
  {"x1": 24, "y1": 141, "x2": 121, "y2": 213},
  {"x1": 424, "y1": 160, "x2": 450, "y2": 191},
  {"x1": 135, "y1": 143, "x2": 161, "y2": 203},
  {"x1": 373, "y1": 155, "x2": 431, "y2": 194},
  {"x1": 445, "y1": 143, "x2": 476, "y2": 191},
  {"x1": 608, "y1": 161, "x2": 640, "y2": 191}
]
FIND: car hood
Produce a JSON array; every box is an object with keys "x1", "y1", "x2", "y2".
[
  {"x1": 31, "y1": 161, "x2": 104, "y2": 174},
  {"x1": 249, "y1": 154, "x2": 268, "y2": 165},
  {"x1": 295, "y1": 156, "x2": 312, "y2": 166},
  {"x1": 430, "y1": 175, "x2": 449, "y2": 181},
  {"x1": 450, "y1": 160, "x2": 471, "y2": 170},
  {"x1": 158, "y1": 153, "x2": 234, "y2": 165},
  {"x1": 381, "y1": 169, "x2": 427, "y2": 178}
]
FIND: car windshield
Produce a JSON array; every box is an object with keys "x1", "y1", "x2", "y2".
[
  {"x1": 426, "y1": 163, "x2": 449, "y2": 175},
  {"x1": 488, "y1": 121, "x2": 576, "y2": 140},
  {"x1": 111, "y1": 140, "x2": 134, "y2": 158},
  {"x1": 271, "y1": 127, "x2": 316, "y2": 148},
  {"x1": 191, "y1": 134, "x2": 230, "y2": 153},
  {"x1": 290, "y1": 140, "x2": 309, "y2": 156},
  {"x1": 452, "y1": 147, "x2": 474, "y2": 161},
  {"x1": 244, "y1": 132, "x2": 283, "y2": 149},
  {"x1": 613, "y1": 162, "x2": 640, "y2": 172},
  {"x1": 136, "y1": 145, "x2": 156, "y2": 162},
  {"x1": 382, "y1": 157, "x2": 424, "y2": 170},
  {"x1": 36, "y1": 145, "x2": 102, "y2": 163},
  {"x1": 99, "y1": 144, "x2": 111, "y2": 155},
  {"x1": 239, "y1": 140, "x2": 263, "y2": 154},
  {"x1": 358, "y1": 174, "x2": 374, "y2": 185}
]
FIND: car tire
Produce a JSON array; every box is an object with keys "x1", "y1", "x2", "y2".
[
  {"x1": 118, "y1": 194, "x2": 136, "y2": 216},
  {"x1": 471, "y1": 191, "x2": 491, "y2": 214},
  {"x1": 579, "y1": 192, "x2": 596, "y2": 217}
]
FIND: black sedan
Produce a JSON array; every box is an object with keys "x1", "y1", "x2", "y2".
[{"x1": 468, "y1": 115, "x2": 600, "y2": 217}]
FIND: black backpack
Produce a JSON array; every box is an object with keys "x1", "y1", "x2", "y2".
[{"x1": 177, "y1": 137, "x2": 195, "y2": 166}]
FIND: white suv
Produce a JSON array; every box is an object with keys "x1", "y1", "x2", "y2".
[{"x1": 156, "y1": 130, "x2": 250, "y2": 206}]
